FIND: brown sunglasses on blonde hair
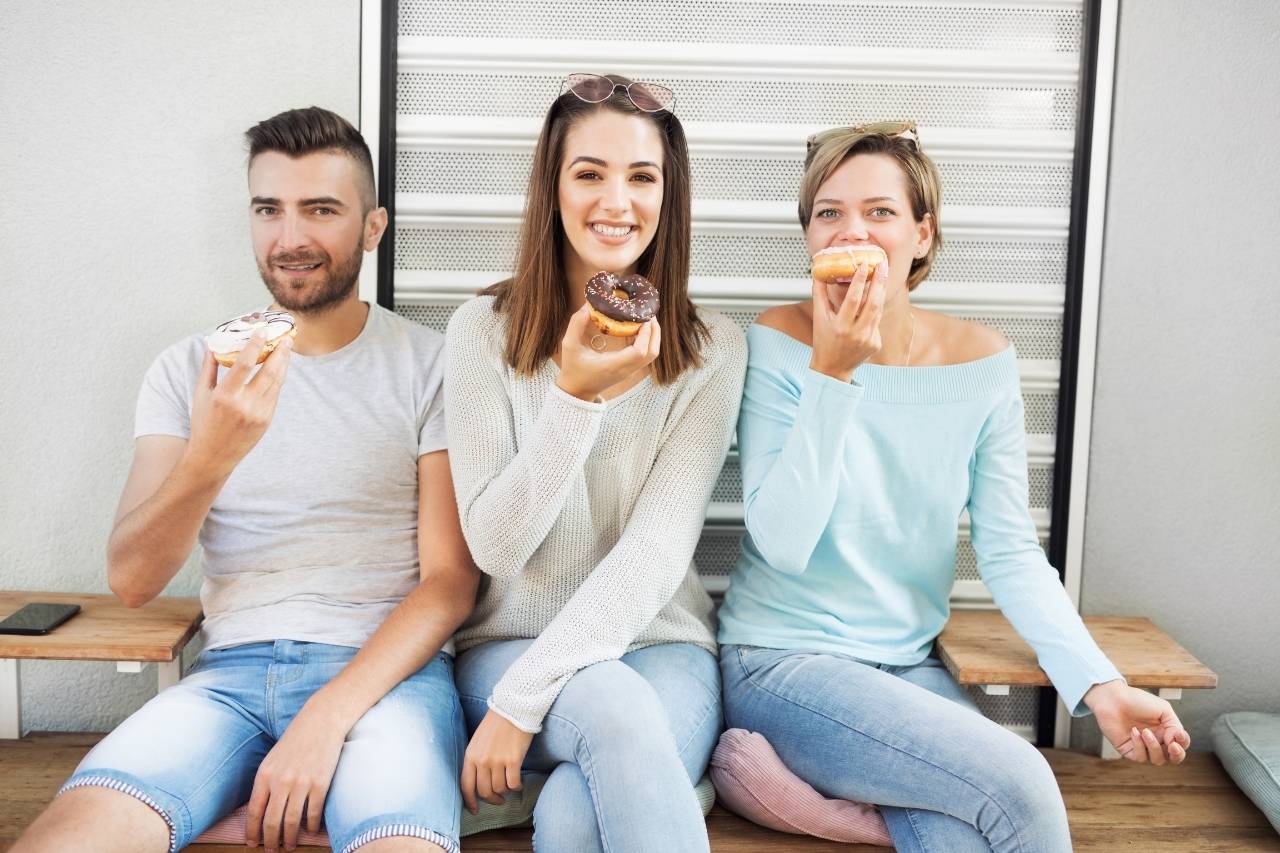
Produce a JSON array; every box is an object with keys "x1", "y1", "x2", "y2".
[
  {"x1": 798, "y1": 120, "x2": 940, "y2": 291},
  {"x1": 805, "y1": 121, "x2": 919, "y2": 161}
]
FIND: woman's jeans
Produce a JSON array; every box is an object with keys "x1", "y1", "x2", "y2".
[
  {"x1": 456, "y1": 640, "x2": 721, "y2": 853},
  {"x1": 721, "y1": 644, "x2": 1073, "y2": 853}
]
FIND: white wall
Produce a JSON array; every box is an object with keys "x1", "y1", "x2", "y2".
[
  {"x1": 1073, "y1": 0, "x2": 1280, "y2": 751},
  {"x1": 0, "y1": 1, "x2": 360, "y2": 732}
]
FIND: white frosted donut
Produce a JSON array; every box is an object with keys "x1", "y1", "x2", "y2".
[
  {"x1": 811, "y1": 244, "x2": 888, "y2": 282},
  {"x1": 206, "y1": 309, "x2": 297, "y2": 367}
]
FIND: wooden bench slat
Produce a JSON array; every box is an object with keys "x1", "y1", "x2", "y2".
[
  {"x1": 0, "y1": 593, "x2": 202, "y2": 662},
  {"x1": 937, "y1": 611, "x2": 1218, "y2": 690},
  {"x1": 1068, "y1": 828, "x2": 1280, "y2": 853},
  {"x1": 1062, "y1": 787, "x2": 1272, "y2": 829},
  {"x1": 5, "y1": 735, "x2": 1280, "y2": 852}
]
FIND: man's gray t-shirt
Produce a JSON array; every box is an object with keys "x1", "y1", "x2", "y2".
[{"x1": 135, "y1": 304, "x2": 449, "y2": 651}]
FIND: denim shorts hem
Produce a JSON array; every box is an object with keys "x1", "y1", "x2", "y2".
[
  {"x1": 59, "y1": 769, "x2": 182, "y2": 852},
  {"x1": 335, "y1": 818, "x2": 460, "y2": 853}
]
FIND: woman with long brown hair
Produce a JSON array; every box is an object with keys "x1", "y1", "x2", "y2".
[{"x1": 443, "y1": 73, "x2": 746, "y2": 852}]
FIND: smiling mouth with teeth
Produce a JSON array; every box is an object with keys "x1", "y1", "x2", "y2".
[{"x1": 591, "y1": 224, "x2": 635, "y2": 238}]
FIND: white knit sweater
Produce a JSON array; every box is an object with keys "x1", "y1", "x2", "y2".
[{"x1": 446, "y1": 295, "x2": 747, "y2": 732}]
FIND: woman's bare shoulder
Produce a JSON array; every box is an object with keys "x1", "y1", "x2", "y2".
[
  {"x1": 753, "y1": 302, "x2": 812, "y2": 346},
  {"x1": 919, "y1": 311, "x2": 1010, "y2": 364}
]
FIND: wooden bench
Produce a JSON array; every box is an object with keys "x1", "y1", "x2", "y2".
[
  {"x1": 5, "y1": 733, "x2": 1279, "y2": 852},
  {"x1": 0, "y1": 591, "x2": 203, "y2": 739},
  {"x1": 937, "y1": 610, "x2": 1218, "y2": 757},
  {"x1": 0, "y1": 597, "x2": 1268, "y2": 850}
]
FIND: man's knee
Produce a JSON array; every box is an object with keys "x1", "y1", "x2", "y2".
[{"x1": 12, "y1": 785, "x2": 171, "y2": 853}]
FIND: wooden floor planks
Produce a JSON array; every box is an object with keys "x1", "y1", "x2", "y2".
[{"x1": 2, "y1": 733, "x2": 1276, "y2": 851}]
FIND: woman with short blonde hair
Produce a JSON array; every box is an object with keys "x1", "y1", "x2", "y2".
[{"x1": 716, "y1": 122, "x2": 1190, "y2": 852}]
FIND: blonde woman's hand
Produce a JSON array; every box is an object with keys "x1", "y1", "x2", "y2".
[
  {"x1": 1085, "y1": 679, "x2": 1191, "y2": 764},
  {"x1": 555, "y1": 304, "x2": 660, "y2": 402},
  {"x1": 460, "y1": 709, "x2": 535, "y2": 814},
  {"x1": 809, "y1": 259, "x2": 886, "y2": 383}
]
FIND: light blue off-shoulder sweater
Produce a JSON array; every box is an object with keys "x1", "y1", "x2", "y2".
[{"x1": 717, "y1": 324, "x2": 1122, "y2": 714}]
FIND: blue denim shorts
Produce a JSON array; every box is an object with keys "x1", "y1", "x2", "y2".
[{"x1": 60, "y1": 640, "x2": 466, "y2": 853}]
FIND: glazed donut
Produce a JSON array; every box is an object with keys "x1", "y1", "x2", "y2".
[
  {"x1": 584, "y1": 271, "x2": 660, "y2": 338},
  {"x1": 206, "y1": 309, "x2": 297, "y2": 367},
  {"x1": 810, "y1": 245, "x2": 887, "y2": 283}
]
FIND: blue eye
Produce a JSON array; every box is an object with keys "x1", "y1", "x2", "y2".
[
  {"x1": 870, "y1": 207, "x2": 895, "y2": 217},
  {"x1": 815, "y1": 208, "x2": 839, "y2": 220}
]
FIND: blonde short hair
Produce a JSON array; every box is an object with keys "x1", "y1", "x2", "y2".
[{"x1": 798, "y1": 123, "x2": 942, "y2": 291}]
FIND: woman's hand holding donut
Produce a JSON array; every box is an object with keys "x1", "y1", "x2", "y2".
[
  {"x1": 556, "y1": 303, "x2": 661, "y2": 402},
  {"x1": 809, "y1": 259, "x2": 887, "y2": 383}
]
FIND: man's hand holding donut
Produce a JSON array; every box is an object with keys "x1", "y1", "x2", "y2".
[{"x1": 187, "y1": 328, "x2": 293, "y2": 479}]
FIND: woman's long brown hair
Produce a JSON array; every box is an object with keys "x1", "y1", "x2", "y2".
[{"x1": 487, "y1": 74, "x2": 707, "y2": 384}]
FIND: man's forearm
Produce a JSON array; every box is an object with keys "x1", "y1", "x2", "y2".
[
  {"x1": 298, "y1": 573, "x2": 479, "y2": 734},
  {"x1": 107, "y1": 452, "x2": 229, "y2": 606}
]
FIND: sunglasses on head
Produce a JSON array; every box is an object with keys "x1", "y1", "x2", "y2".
[
  {"x1": 806, "y1": 121, "x2": 920, "y2": 154},
  {"x1": 562, "y1": 73, "x2": 676, "y2": 114}
]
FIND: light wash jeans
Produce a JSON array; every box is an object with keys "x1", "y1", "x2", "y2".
[
  {"x1": 61, "y1": 641, "x2": 466, "y2": 853},
  {"x1": 456, "y1": 639, "x2": 720, "y2": 853},
  {"x1": 720, "y1": 644, "x2": 1072, "y2": 853}
]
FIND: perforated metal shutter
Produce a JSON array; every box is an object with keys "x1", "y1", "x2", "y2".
[{"x1": 387, "y1": 0, "x2": 1089, "y2": 741}]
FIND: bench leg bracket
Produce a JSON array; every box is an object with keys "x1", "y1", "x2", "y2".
[
  {"x1": 157, "y1": 659, "x2": 180, "y2": 691},
  {"x1": 116, "y1": 660, "x2": 181, "y2": 691},
  {"x1": 0, "y1": 659, "x2": 19, "y2": 739}
]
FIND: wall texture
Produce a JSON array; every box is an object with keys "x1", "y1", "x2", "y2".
[
  {"x1": 0, "y1": 1, "x2": 360, "y2": 731},
  {"x1": 1072, "y1": 0, "x2": 1280, "y2": 751}
]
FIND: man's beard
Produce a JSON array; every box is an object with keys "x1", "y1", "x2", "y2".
[{"x1": 258, "y1": 234, "x2": 364, "y2": 314}]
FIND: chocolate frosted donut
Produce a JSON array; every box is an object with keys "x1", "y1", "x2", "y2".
[{"x1": 584, "y1": 271, "x2": 660, "y2": 337}]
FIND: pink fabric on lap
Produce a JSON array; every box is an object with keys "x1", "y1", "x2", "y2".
[
  {"x1": 710, "y1": 728, "x2": 892, "y2": 847},
  {"x1": 194, "y1": 806, "x2": 329, "y2": 846}
]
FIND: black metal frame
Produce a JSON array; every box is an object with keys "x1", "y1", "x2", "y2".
[
  {"x1": 375, "y1": 0, "x2": 398, "y2": 310},
  {"x1": 1038, "y1": 0, "x2": 1105, "y2": 747}
]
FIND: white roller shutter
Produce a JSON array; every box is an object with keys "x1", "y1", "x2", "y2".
[{"x1": 363, "y1": 0, "x2": 1117, "y2": 743}]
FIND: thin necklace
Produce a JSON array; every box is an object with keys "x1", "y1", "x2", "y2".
[{"x1": 904, "y1": 311, "x2": 916, "y2": 367}]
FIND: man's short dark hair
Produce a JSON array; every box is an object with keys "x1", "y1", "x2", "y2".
[{"x1": 245, "y1": 107, "x2": 377, "y2": 211}]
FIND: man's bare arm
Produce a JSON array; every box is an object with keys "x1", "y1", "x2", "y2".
[
  {"x1": 107, "y1": 435, "x2": 224, "y2": 606},
  {"x1": 286, "y1": 450, "x2": 479, "y2": 727},
  {"x1": 108, "y1": 337, "x2": 291, "y2": 607},
  {"x1": 245, "y1": 450, "x2": 481, "y2": 846}
]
